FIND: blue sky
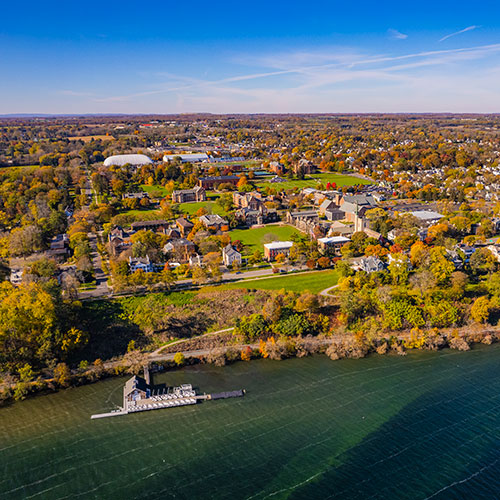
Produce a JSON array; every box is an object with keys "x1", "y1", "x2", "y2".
[{"x1": 1, "y1": 0, "x2": 500, "y2": 114}]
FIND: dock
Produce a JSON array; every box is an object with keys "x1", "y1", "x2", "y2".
[{"x1": 91, "y1": 374, "x2": 244, "y2": 420}]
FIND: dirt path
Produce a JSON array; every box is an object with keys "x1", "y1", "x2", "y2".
[{"x1": 149, "y1": 327, "x2": 235, "y2": 357}]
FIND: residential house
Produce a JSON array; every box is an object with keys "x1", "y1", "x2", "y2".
[
  {"x1": 129, "y1": 255, "x2": 155, "y2": 273},
  {"x1": 222, "y1": 244, "x2": 242, "y2": 267},
  {"x1": 189, "y1": 253, "x2": 203, "y2": 266},
  {"x1": 163, "y1": 238, "x2": 196, "y2": 262},
  {"x1": 48, "y1": 233, "x2": 69, "y2": 260},
  {"x1": 359, "y1": 256, "x2": 385, "y2": 273}
]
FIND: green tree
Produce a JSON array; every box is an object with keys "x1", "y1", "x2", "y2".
[
  {"x1": 173, "y1": 352, "x2": 185, "y2": 366},
  {"x1": 471, "y1": 296, "x2": 491, "y2": 324}
]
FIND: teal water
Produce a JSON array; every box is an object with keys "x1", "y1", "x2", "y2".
[{"x1": 1, "y1": 346, "x2": 499, "y2": 499}]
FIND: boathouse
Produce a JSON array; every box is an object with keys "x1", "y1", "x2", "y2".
[{"x1": 124, "y1": 376, "x2": 150, "y2": 405}]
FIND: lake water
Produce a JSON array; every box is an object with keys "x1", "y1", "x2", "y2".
[{"x1": 1, "y1": 346, "x2": 500, "y2": 499}]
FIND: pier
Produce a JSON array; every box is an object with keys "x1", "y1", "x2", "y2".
[{"x1": 91, "y1": 374, "x2": 244, "y2": 420}]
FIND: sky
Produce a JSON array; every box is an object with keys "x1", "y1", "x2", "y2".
[{"x1": 1, "y1": 0, "x2": 500, "y2": 114}]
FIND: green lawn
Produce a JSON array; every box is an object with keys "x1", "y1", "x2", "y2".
[
  {"x1": 256, "y1": 173, "x2": 372, "y2": 191},
  {"x1": 140, "y1": 184, "x2": 170, "y2": 197},
  {"x1": 177, "y1": 200, "x2": 227, "y2": 216},
  {"x1": 229, "y1": 225, "x2": 303, "y2": 255},
  {"x1": 212, "y1": 269, "x2": 339, "y2": 293}
]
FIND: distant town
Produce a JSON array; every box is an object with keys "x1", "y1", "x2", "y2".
[{"x1": 1, "y1": 113, "x2": 500, "y2": 401}]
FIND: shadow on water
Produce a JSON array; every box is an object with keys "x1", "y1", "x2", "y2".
[{"x1": 287, "y1": 362, "x2": 500, "y2": 500}]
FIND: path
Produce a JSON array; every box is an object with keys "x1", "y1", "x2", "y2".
[
  {"x1": 319, "y1": 284, "x2": 338, "y2": 297},
  {"x1": 149, "y1": 327, "x2": 235, "y2": 357}
]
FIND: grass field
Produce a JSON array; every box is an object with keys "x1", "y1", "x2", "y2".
[
  {"x1": 177, "y1": 200, "x2": 227, "y2": 216},
  {"x1": 209, "y1": 269, "x2": 339, "y2": 293},
  {"x1": 0, "y1": 165, "x2": 38, "y2": 174},
  {"x1": 140, "y1": 184, "x2": 170, "y2": 197},
  {"x1": 229, "y1": 225, "x2": 303, "y2": 254},
  {"x1": 256, "y1": 173, "x2": 372, "y2": 190},
  {"x1": 121, "y1": 208, "x2": 162, "y2": 219}
]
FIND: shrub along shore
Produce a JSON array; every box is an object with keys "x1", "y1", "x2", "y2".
[{"x1": 0, "y1": 325, "x2": 497, "y2": 405}]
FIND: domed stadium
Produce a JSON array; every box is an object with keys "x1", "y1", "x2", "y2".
[{"x1": 103, "y1": 154, "x2": 152, "y2": 167}]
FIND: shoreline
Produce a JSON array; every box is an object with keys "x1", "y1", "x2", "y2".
[{"x1": 1, "y1": 326, "x2": 498, "y2": 405}]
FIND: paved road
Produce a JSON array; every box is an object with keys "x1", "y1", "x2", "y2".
[
  {"x1": 319, "y1": 284, "x2": 338, "y2": 297},
  {"x1": 79, "y1": 232, "x2": 109, "y2": 299}
]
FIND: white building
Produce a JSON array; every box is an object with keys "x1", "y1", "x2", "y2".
[
  {"x1": 163, "y1": 153, "x2": 209, "y2": 163},
  {"x1": 103, "y1": 154, "x2": 152, "y2": 167},
  {"x1": 222, "y1": 244, "x2": 242, "y2": 267}
]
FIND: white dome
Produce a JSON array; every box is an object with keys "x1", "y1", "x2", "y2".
[{"x1": 103, "y1": 154, "x2": 152, "y2": 167}]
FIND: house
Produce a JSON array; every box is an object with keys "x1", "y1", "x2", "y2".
[
  {"x1": 317, "y1": 236, "x2": 350, "y2": 255},
  {"x1": 359, "y1": 256, "x2": 385, "y2": 273},
  {"x1": 109, "y1": 226, "x2": 131, "y2": 256},
  {"x1": 222, "y1": 244, "x2": 242, "y2": 267},
  {"x1": 163, "y1": 238, "x2": 196, "y2": 261},
  {"x1": 48, "y1": 233, "x2": 69, "y2": 260},
  {"x1": 176, "y1": 217, "x2": 194, "y2": 237},
  {"x1": 199, "y1": 214, "x2": 229, "y2": 231},
  {"x1": 129, "y1": 255, "x2": 154, "y2": 273},
  {"x1": 198, "y1": 175, "x2": 240, "y2": 189},
  {"x1": 130, "y1": 220, "x2": 169, "y2": 233},
  {"x1": 123, "y1": 375, "x2": 150, "y2": 406},
  {"x1": 264, "y1": 241, "x2": 293, "y2": 261},
  {"x1": 189, "y1": 253, "x2": 203, "y2": 266},
  {"x1": 172, "y1": 186, "x2": 206, "y2": 203}
]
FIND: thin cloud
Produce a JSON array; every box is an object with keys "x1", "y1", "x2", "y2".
[
  {"x1": 92, "y1": 43, "x2": 500, "y2": 103},
  {"x1": 388, "y1": 29, "x2": 408, "y2": 40},
  {"x1": 439, "y1": 25, "x2": 479, "y2": 42}
]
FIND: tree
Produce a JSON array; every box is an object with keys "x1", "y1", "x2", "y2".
[
  {"x1": 0, "y1": 282, "x2": 59, "y2": 372},
  {"x1": 173, "y1": 352, "x2": 185, "y2": 366},
  {"x1": 9, "y1": 225, "x2": 44, "y2": 256},
  {"x1": 471, "y1": 296, "x2": 491, "y2": 324},
  {"x1": 388, "y1": 254, "x2": 410, "y2": 286},
  {"x1": 317, "y1": 256, "x2": 331, "y2": 268},
  {"x1": 429, "y1": 247, "x2": 455, "y2": 285},
  {"x1": 295, "y1": 292, "x2": 320, "y2": 313},
  {"x1": 54, "y1": 362, "x2": 71, "y2": 387}
]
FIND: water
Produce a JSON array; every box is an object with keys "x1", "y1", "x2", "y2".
[{"x1": 1, "y1": 346, "x2": 499, "y2": 499}]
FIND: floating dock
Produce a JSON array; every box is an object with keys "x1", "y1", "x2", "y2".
[{"x1": 91, "y1": 375, "x2": 244, "y2": 420}]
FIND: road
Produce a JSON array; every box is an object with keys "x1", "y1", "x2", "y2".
[{"x1": 79, "y1": 232, "x2": 109, "y2": 299}]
